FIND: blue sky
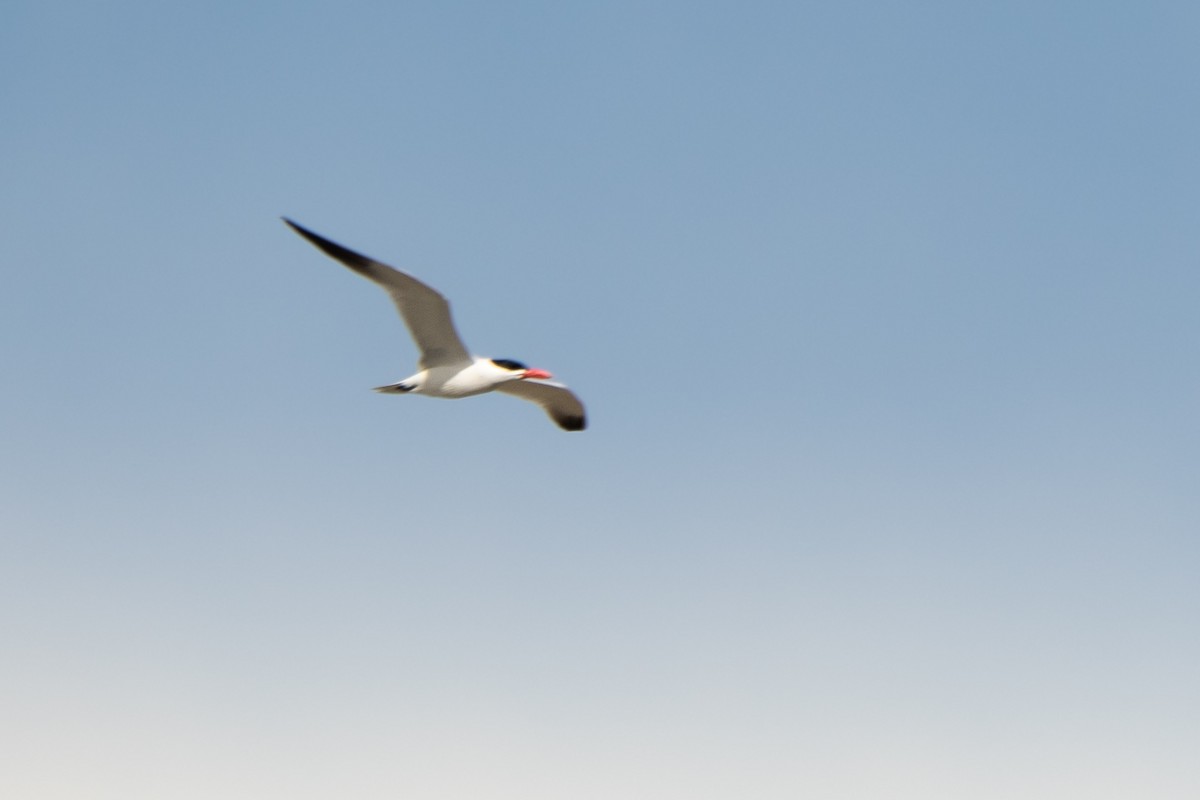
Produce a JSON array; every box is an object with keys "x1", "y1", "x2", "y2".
[{"x1": 2, "y1": 2, "x2": 1198, "y2": 797}]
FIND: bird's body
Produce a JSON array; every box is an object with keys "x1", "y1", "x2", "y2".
[
  {"x1": 376, "y1": 359, "x2": 540, "y2": 398},
  {"x1": 283, "y1": 219, "x2": 586, "y2": 431}
]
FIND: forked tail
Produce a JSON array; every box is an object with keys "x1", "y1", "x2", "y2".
[{"x1": 373, "y1": 382, "x2": 414, "y2": 394}]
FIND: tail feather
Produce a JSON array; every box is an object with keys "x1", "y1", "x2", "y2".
[{"x1": 373, "y1": 382, "x2": 414, "y2": 394}]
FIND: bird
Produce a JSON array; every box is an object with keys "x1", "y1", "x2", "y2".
[{"x1": 283, "y1": 218, "x2": 586, "y2": 431}]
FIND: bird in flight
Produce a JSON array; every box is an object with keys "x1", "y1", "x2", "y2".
[{"x1": 283, "y1": 218, "x2": 586, "y2": 431}]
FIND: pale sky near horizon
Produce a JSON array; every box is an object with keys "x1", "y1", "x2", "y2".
[{"x1": 3, "y1": 2, "x2": 1199, "y2": 798}]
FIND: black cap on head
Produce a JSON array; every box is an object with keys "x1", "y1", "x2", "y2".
[{"x1": 491, "y1": 358, "x2": 528, "y2": 371}]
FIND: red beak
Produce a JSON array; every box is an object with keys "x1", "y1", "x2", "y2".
[{"x1": 522, "y1": 368, "x2": 553, "y2": 380}]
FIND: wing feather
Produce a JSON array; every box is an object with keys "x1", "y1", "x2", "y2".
[
  {"x1": 284, "y1": 219, "x2": 472, "y2": 369},
  {"x1": 493, "y1": 379, "x2": 587, "y2": 431}
]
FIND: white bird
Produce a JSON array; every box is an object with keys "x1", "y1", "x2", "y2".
[{"x1": 284, "y1": 218, "x2": 586, "y2": 431}]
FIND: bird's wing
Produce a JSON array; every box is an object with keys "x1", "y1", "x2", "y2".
[
  {"x1": 284, "y1": 218, "x2": 472, "y2": 369},
  {"x1": 493, "y1": 379, "x2": 587, "y2": 431}
]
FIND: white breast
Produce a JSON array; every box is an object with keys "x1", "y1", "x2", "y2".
[{"x1": 419, "y1": 360, "x2": 508, "y2": 398}]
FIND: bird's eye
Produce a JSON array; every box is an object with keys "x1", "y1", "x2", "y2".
[{"x1": 491, "y1": 358, "x2": 527, "y2": 371}]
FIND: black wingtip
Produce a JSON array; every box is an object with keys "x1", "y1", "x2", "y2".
[
  {"x1": 281, "y1": 216, "x2": 320, "y2": 243},
  {"x1": 557, "y1": 414, "x2": 586, "y2": 432},
  {"x1": 282, "y1": 217, "x2": 376, "y2": 273},
  {"x1": 282, "y1": 217, "x2": 324, "y2": 244}
]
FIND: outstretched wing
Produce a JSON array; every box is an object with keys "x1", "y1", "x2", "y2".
[
  {"x1": 284, "y1": 219, "x2": 472, "y2": 369},
  {"x1": 493, "y1": 379, "x2": 587, "y2": 431}
]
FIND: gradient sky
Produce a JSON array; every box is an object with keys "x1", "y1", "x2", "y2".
[{"x1": 3, "y1": 2, "x2": 1199, "y2": 798}]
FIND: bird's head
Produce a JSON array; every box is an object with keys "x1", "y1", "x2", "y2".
[{"x1": 490, "y1": 358, "x2": 553, "y2": 381}]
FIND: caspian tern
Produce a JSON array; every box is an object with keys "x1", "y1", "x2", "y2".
[{"x1": 284, "y1": 218, "x2": 586, "y2": 431}]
